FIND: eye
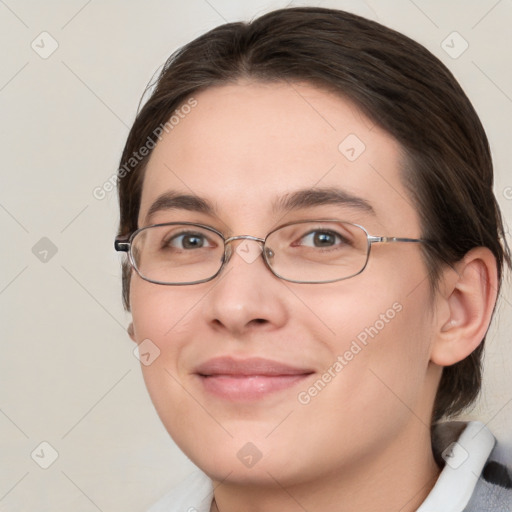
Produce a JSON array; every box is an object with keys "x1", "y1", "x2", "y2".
[
  {"x1": 164, "y1": 231, "x2": 213, "y2": 250},
  {"x1": 298, "y1": 230, "x2": 346, "y2": 248}
]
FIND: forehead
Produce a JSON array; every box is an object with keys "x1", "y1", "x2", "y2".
[{"x1": 139, "y1": 81, "x2": 419, "y2": 234}]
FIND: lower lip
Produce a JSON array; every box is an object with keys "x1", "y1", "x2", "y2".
[{"x1": 198, "y1": 374, "x2": 312, "y2": 401}]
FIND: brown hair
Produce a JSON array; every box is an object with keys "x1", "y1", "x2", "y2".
[{"x1": 116, "y1": 7, "x2": 510, "y2": 421}]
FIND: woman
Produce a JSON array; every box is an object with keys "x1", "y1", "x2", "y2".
[{"x1": 114, "y1": 7, "x2": 512, "y2": 511}]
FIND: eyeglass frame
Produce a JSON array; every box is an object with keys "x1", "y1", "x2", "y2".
[{"x1": 114, "y1": 219, "x2": 429, "y2": 285}]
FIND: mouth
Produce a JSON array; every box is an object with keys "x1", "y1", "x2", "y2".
[{"x1": 194, "y1": 356, "x2": 315, "y2": 401}]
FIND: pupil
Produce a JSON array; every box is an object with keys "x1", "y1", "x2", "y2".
[
  {"x1": 183, "y1": 235, "x2": 203, "y2": 249},
  {"x1": 315, "y1": 232, "x2": 334, "y2": 246}
]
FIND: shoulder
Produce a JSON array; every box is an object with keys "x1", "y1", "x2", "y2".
[
  {"x1": 428, "y1": 420, "x2": 512, "y2": 512},
  {"x1": 146, "y1": 470, "x2": 214, "y2": 512},
  {"x1": 465, "y1": 439, "x2": 512, "y2": 511}
]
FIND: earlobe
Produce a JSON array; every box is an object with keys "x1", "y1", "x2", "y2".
[
  {"x1": 430, "y1": 247, "x2": 498, "y2": 367},
  {"x1": 127, "y1": 322, "x2": 137, "y2": 343}
]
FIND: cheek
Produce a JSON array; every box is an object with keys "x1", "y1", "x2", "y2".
[
  {"x1": 307, "y1": 269, "x2": 434, "y2": 404},
  {"x1": 129, "y1": 275, "x2": 199, "y2": 342},
  {"x1": 129, "y1": 277, "x2": 204, "y2": 436},
  {"x1": 129, "y1": 277, "x2": 196, "y2": 392},
  {"x1": 287, "y1": 294, "x2": 432, "y2": 474}
]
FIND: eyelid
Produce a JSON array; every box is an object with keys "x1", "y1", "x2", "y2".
[
  {"x1": 288, "y1": 221, "x2": 352, "y2": 236},
  {"x1": 151, "y1": 214, "x2": 230, "y2": 237}
]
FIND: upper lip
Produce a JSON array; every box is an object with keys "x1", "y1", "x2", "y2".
[{"x1": 195, "y1": 356, "x2": 314, "y2": 377}]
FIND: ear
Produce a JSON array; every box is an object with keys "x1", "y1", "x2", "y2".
[
  {"x1": 430, "y1": 247, "x2": 499, "y2": 366},
  {"x1": 127, "y1": 322, "x2": 137, "y2": 343}
]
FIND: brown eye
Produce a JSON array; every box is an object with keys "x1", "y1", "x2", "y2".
[
  {"x1": 164, "y1": 232, "x2": 212, "y2": 250},
  {"x1": 297, "y1": 230, "x2": 347, "y2": 248}
]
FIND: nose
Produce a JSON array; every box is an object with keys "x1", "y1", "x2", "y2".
[{"x1": 203, "y1": 238, "x2": 289, "y2": 337}]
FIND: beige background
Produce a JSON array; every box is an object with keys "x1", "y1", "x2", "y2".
[{"x1": 1, "y1": 0, "x2": 511, "y2": 510}]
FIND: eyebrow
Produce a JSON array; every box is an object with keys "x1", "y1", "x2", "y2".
[
  {"x1": 144, "y1": 186, "x2": 375, "y2": 225},
  {"x1": 273, "y1": 187, "x2": 375, "y2": 216},
  {"x1": 145, "y1": 192, "x2": 215, "y2": 224}
]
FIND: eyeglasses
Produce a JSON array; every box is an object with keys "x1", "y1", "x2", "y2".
[{"x1": 114, "y1": 220, "x2": 427, "y2": 285}]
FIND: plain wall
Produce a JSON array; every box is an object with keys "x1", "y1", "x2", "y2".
[{"x1": 1, "y1": 0, "x2": 511, "y2": 510}]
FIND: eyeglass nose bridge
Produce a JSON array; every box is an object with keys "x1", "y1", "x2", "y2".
[
  {"x1": 222, "y1": 234, "x2": 272, "y2": 268},
  {"x1": 224, "y1": 234, "x2": 266, "y2": 245}
]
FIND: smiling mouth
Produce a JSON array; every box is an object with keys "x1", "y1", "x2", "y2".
[
  {"x1": 198, "y1": 374, "x2": 313, "y2": 401},
  {"x1": 195, "y1": 357, "x2": 314, "y2": 401}
]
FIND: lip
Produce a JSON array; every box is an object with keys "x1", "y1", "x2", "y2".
[{"x1": 194, "y1": 356, "x2": 314, "y2": 401}]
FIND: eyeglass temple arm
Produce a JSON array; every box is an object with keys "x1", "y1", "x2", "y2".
[
  {"x1": 114, "y1": 236, "x2": 130, "y2": 252},
  {"x1": 368, "y1": 235, "x2": 426, "y2": 244}
]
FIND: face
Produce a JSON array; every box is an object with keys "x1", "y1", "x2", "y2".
[{"x1": 129, "y1": 81, "x2": 441, "y2": 487}]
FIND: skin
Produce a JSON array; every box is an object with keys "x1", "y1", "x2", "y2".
[{"x1": 128, "y1": 81, "x2": 498, "y2": 512}]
